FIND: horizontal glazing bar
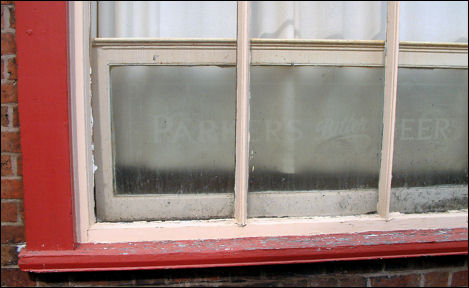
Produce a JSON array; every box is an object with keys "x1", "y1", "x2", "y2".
[{"x1": 94, "y1": 42, "x2": 466, "y2": 67}]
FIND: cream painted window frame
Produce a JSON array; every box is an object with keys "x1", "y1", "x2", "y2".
[{"x1": 70, "y1": 1, "x2": 468, "y2": 244}]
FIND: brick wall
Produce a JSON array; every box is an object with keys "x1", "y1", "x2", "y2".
[
  {"x1": 2, "y1": 1, "x2": 27, "y2": 285},
  {"x1": 1, "y1": 1, "x2": 468, "y2": 287}
]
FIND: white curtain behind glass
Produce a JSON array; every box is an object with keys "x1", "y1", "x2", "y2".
[
  {"x1": 251, "y1": 1, "x2": 386, "y2": 40},
  {"x1": 400, "y1": 1, "x2": 468, "y2": 43},
  {"x1": 98, "y1": 1, "x2": 388, "y2": 40},
  {"x1": 98, "y1": 1, "x2": 468, "y2": 42},
  {"x1": 98, "y1": 1, "x2": 237, "y2": 38}
]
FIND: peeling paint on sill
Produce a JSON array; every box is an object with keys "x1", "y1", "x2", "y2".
[{"x1": 17, "y1": 244, "x2": 26, "y2": 253}]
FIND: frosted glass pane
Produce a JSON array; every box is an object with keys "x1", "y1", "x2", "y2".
[
  {"x1": 400, "y1": 1, "x2": 468, "y2": 42},
  {"x1": 98, "y1": 1, "x2": 236, "y2": 38},
  {"x1": 110, "y1": 66, "x2": 236, "y2": 194},
  {"x1": 391, "y1": 69, "x2": 468, "y2": 213},
  {"x1": 249, "y1": 67, "x2": 384, "y2": 192},
  {"x1": 251, "y1": 1, "x2": 387, "y2": 40}
]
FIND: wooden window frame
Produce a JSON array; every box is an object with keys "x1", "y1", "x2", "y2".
[
  {"x1": 91, "y1": 1, "x2": 467, "y2": 223},
  {"x1": 17, "y1": 1, "x2": 467, "y2": 272}
]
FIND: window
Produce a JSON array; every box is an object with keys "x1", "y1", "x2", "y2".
[
  {"x1": 391, "y1": 1, "x2": 468, "y2": 213},
  {"x1": 90, "y1": 0, "x2": 467, "y2": 223},
  {"x1": 92, "y1": 2, "x2": 238, "y2": 221},
  {"x1": 17, "y1": 1, "x2": 467, "y2": 272}
]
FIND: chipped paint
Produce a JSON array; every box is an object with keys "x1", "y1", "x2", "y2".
[
  {"x1": 89, "y1": 64, "x2": 96, "y2": 175},
  {"x1": 18, "y1": 228, "x2": 468, "y2": 272},
  {"x1": 17, "y1": 244, "x2": 26, "y2": 253}
]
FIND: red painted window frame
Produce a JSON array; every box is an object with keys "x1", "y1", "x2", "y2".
[{"x1": 16, "y1": 2, "x2": 467, "y2": 273}]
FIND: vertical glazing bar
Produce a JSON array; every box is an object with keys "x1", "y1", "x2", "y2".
[
  {"x1": 377, "y1": 1, "x2": 400, "y2": 220},
  {"x1": 235, "y1": 1, "x2": 250, "y2": 226}
]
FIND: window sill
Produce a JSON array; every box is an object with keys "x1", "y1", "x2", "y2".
[{"x1": 19, "y1": 228, "x2": 468, "y2": 272}]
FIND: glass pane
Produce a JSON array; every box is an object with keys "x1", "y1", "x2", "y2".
[
  {"x1": 251, "y1": 1, "x2": 387, "y2": 40},
  {"x1": 249, "y1": 67, "x2": 384, "y2": 193},
  {"x1": 400, "y1": 1, "x2": 468, "y2": 43},
  {"x1": 98, "y1": 1, "x2": 236, "y2": 38},
  {"x1": 391, "y1": 69, "x2": 468, "y2": 213},
  {"x1": 110, "y1": 66, "x2": 236, "y2": 195}
]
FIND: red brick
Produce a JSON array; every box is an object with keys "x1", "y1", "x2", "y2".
[
  {"x1": 1, "y1": 131, "x2": 21, "y2": 152},
  {"x1": 17, "y1": 154, "x2": 22, "y2": 176},
  {"x1": 12, "y1": 105, "x2": 19, "y2": 126},
  {"x1": 1, "y1": 225, "x2": 25, "y2": 244},
  {"x1": 452, "y1": 270, "x2": 468, "y2": 287},
  {"x1": 1, "y1": 32, "x2": 15, "y2": 54},
  {"x1": 1, "y1": 201, "x2": 17, "y2": 222},
  {"x1": 370, "y1": 274, "x2": 421, "y2": 287},
  {"x1": 425, "y1": 271, "x2": 449, "y2": 287},
  {"x1": 1, "y1": 179, "x2": 23, "y2": 199},
  {"x1": 8, "y1": 6, "x2": 14, "y2": 29},
  {"x1": 1, "y1": 82, "x2": 18, "y2": 103},
  {"x1": 135, "y1": 276, "x2": 170, "y2": 286},
  {"x1": 7, "y1": 57, "x2": 16, "y2": 80},
  {"x1": 308, "y1": 275, "x2": 338, "y2": 287},
  {"x1": 1, "y1": 245, "x2": 18, "y2": 266},
  {"x1": 18, "y1": 200, "x2": 24, "y2": 222},
  {"x1": 1, "y1": 268, "x2": 36, "y2": 287},
  {"x1": 1, "y1": 154, "x2": 12, "y2": 176},
  {"x1": 1, "y1": 59, "x2": 4, "y2": 80},
  {"x1": 337, "y1": 275, "x2": 368, "y2": 287},
  {"x1": 1, "y1": 105, "x2": 9, "y2": 126}
]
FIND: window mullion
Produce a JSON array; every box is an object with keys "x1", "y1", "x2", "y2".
[
  {"x1": 235, "y1": 1, "x2": 250, "y2": 226},
  {"x1": 377, "y1": 1, "x2": 400, "y2": 220}
]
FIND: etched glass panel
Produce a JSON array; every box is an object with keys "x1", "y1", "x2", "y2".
[
  {"x1": 391, "y1": 69, "x2": 468, "y2": 213},
  {"x1": 110, "y1": 66, "x2": 236, "y2": 195},
  {"x1": 249, "y1": 67, "x2": 384, "y2": 192}
]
